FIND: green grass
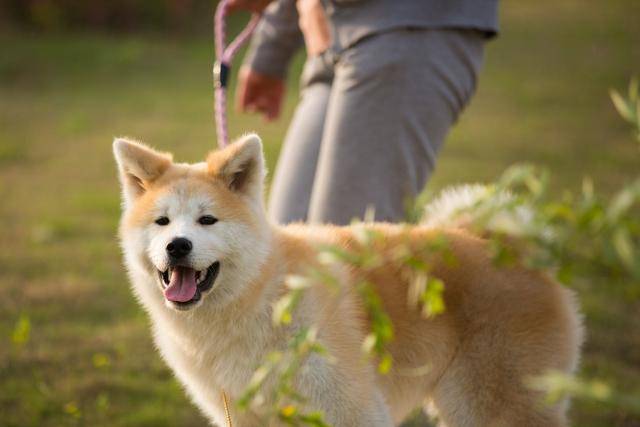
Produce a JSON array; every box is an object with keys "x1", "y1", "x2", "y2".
[{"x1": 1, "y1": 1, "x2": 640, "y2": 426}]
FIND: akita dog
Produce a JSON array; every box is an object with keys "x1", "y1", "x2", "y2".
[{"x1": 114, "y1": 134, "x2": 583, "y2": 427}]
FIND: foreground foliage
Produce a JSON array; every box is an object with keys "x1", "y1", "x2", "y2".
[{"x1": 239, "y1": 79, "x2": 640, "y2": 425}]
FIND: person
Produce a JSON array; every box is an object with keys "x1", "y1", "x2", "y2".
[{"x1": 231, "y1": 0, "x2": 499, "y2": 225}]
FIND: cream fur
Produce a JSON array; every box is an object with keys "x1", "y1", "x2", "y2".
[{"x1": 114, "y1": 135, "x2": 583, "y2": 427}]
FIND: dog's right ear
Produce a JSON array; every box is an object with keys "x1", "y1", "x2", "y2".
[
  {"x1": 207, "y1": 133, "x2": 265, "y2": 200},
  {"x1": 113, "y1": 138, "x2": 172, "y2": 208}
]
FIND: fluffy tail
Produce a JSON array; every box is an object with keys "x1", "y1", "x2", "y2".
[
  {"x1": 421, "y1": 184, "x2": 535, "y2": 237},
  {"x1": 421, "y1": 184, "x2": 490, "y2": 229}
]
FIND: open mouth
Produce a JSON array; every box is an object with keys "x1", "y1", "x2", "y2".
[{"x1": 157, "y1": 261, "x2": 220, "y2": 308}]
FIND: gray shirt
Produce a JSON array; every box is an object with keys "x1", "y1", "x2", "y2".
[{"x1": 244, "y1": 0, "x2": 499, "y2": 78}]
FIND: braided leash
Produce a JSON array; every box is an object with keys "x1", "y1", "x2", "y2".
[
  {"x1": 214, "y1": 2, "x2": 260, "y2": 426},
  {"x1": 214, "y1": 0, "x2": 261, "y2": 148},
  {"x1": 221, "y1": 390, "x2": 233, "y2": 427}
]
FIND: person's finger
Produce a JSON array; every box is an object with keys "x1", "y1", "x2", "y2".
[
  {"x1": 253, "y1": 94, "x2": 272, "y2": 115},
  {"x1": 264, "y1": 109, "x2": 277, "y2": 122},
  {"x1": 248, "y1": 93, "x2": 276, "y2": 121},
  {"x1": 266, "y1": 96, "x2": 284, "y2": 121},
  {"x1": 239, "y1": 89, "x2": 266, "y2": 116},
  {"x1": 265, "y1": 96, "x2": 281, "y2": 121}
]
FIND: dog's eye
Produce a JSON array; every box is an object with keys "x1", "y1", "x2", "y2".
[
  {"x1": 198, "y1": 215, "x2": 218, "y2": 225},
  {"x1": 155, "y1": 216, "x2": 170, "y2": 226}
]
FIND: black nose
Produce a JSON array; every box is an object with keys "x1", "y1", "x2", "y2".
[{"x1": 166, "y1": 237, "x2": 192, "y2": 259}]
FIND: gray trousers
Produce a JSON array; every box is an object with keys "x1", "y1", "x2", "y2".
[{"x1": 268, "y1": 29, "x2": 485, "y2": 225}]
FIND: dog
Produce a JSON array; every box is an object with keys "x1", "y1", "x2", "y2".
[{"x1": 114, "y1": 134, "x2": 583, "y2": 426}]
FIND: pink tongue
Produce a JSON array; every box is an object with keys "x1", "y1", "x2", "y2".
[{"x1": 164, "y1": 267, "x2": 198, "y2": 302}]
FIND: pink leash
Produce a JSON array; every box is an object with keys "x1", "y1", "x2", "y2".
[{"x1": 214, "y1": 0, "x2": 261, "y2": 148}]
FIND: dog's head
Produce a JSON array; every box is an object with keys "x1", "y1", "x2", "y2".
[{"x1": 114, "y1": 134, "x2": 271, "y2": 312}]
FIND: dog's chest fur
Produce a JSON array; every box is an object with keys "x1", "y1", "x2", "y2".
[{"x1": 150, "y1": 298, "x2": 281, "y2": 396}]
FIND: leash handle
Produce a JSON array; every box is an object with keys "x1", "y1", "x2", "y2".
[{"x1": 214, "y1": 0, "x2": 261, "y2": 147}]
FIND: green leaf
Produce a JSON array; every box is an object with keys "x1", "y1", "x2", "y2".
[
  {"x1": 63, "y1": 401, "x2": 81, "y2": 419},
  {"x1": 378, "y1": 353, "x2": 393, "y2": 374},
  {"x1": 612, "y1": 228, "x2": 634, "y2": 269},
  {"x1": 285, "y1": 275, "x2": 311, "y2": 290},
  {"x1": 607, "y1": 184, "x2": 639, "y2": 221},
  {"x1": 92, "y1": 352, "x2": 111, "y2": 369},
  {"x1": 273, "y1": 294, "x2": 295, "y2": 325},
  {"x1": 279, "y1": 404, "x2": 297, "y2": 419},
  {"x1": 361, "y1": 334, "x2": 377, "y2": 354},
  {"x1": 610, "y1": 89, "x2": 634, "y2": 122},
  {"x1": 300, "y1": 412, "x2": 332, "y2": 427},
  {"x1": 11, "y1": 314, "x2": 30, "y2": 346},
  {"x1": 420, "y1": 278, "x2": 445, "y2": 317}
]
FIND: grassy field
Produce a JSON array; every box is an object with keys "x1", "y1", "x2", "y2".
[{"x1": 1, "y1": 1, "x2": 640, "y2": 426}]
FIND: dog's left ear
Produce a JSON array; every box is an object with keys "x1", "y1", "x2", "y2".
[
  {"x1": 113, "y1": 138, "x2": 173, "y2": 208},
  {"x1": 207, "y1": 133, "x2": 266, "y2": 199}
]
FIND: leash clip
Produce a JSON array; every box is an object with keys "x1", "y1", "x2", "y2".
[{"x1": 213, "y1": 61, "x2": 230, "y2": 89}]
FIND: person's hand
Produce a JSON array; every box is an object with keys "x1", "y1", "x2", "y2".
[
  {"x1": 227, "y1": 0, "x2": 273, "y2": 13},
  {"x1": 236, "y1": 66, "x2": 286, "y2": 121}
]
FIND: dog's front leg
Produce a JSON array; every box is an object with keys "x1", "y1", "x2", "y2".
[{"x1": 295, "y1": 354, "x2": 394, "y2": 427}]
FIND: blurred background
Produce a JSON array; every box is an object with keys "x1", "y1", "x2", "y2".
[{"x1": 1, "y1": 1, "x2": 639, "y2": 426}]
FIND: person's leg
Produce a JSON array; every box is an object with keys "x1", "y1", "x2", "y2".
[
  {"x1": 307, "y1": 29, "x2": 486, "y2": 225},
  {"x1": 268, "y1": 54, "x2": 334, "y2": 224}
]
